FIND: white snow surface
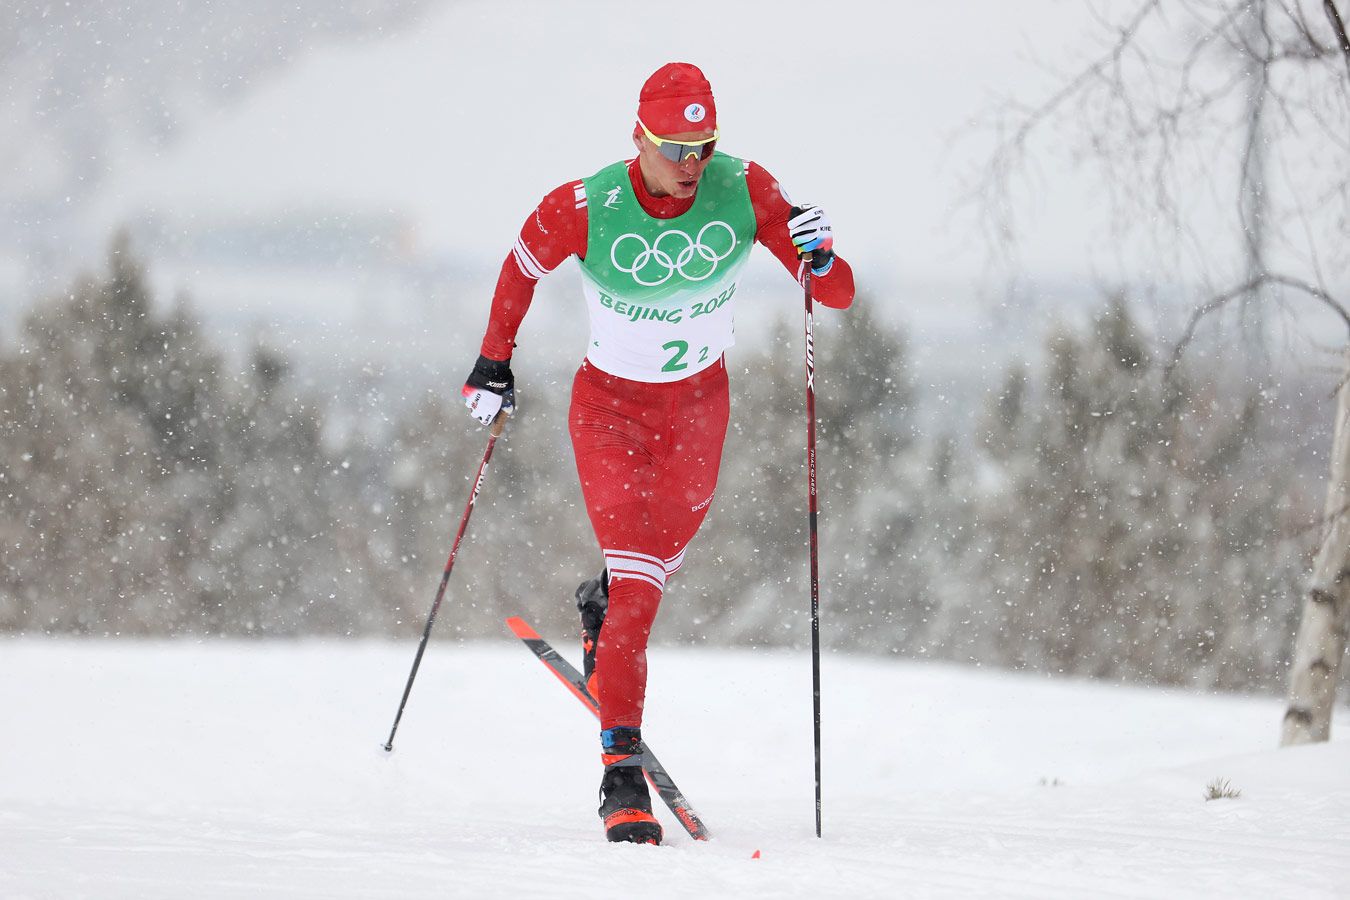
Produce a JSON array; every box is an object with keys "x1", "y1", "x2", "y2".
[{"x1": 3, "y1": 638, "x2": 1347, "y2": 899}]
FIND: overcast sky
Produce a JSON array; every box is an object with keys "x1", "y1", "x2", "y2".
[{"x1": 77, "y1": 0, "x2": 1136, "y2": 287}]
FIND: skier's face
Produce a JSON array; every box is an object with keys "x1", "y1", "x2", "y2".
[{"x1": 633, "y1": 127, "x2": 717, "y2": 199}]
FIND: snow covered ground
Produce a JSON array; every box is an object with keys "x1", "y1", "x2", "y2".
[{"x1": 3, "y1": 636, "x2": 1347, "y2": 898}]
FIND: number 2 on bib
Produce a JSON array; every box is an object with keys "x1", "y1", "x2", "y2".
[{"x1": 662, "y1": 340, "x2": 689, "y2": 373}]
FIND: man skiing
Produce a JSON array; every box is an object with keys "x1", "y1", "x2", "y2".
[{"x1": 462, "y1": 62, "x2": 855, "y2": 844}]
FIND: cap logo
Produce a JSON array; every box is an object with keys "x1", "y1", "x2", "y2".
[{"x1": 684, "y1": 103, "x2": 706, "y2": 123}]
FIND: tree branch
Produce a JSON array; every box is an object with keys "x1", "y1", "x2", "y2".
[
  {"x1": 977, "y1": 0, "x2": 1164, "y2": 250},
  {"x1": 1165, "y1": 274, "x2": 1350, "y2": 383},
  {"x1": 1282, "y1": 0, "x2": 1329, "y2": 54},
  {"x1": 1004, "y1": 0, "x2": 1163, "y2": 149},
  {"x1": 1326, "y1": 0, "x2": 1350, "y2": 82},
  {"x1": 1295, "y1": 499, "x2": 1350, "y2": 538}
]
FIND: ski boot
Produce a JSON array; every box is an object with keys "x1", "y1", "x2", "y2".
[
  {"x1": 598, "y1": 726, "x2": 662, "y2": 845},
  {"x1": 575, "y1": 569, "x2": 608, "y2": 699}
]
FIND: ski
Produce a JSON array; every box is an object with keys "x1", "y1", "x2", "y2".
[{"x1": 505, "y1": 616, "x2": 711, "y2": 841}]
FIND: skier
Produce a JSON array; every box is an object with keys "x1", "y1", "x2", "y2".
[{"x1": 462, "y1": 62, "x2": 855, "y2": 844}]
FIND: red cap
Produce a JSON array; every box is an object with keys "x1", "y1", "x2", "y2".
[{"x1": 636, "y1": 62, "x2": 716, "y2": 136}]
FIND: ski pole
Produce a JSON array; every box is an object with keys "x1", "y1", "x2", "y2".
[
  {"x1": 801, "y1": 251, "x2": 823, "y2": 838},
  {"x1": 382, "y1": 409, "x2": 508, "y2": 753}
]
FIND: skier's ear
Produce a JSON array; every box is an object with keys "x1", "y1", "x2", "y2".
[{"x1": 632, "y1": 123, "x2": 645, "y2": 155}]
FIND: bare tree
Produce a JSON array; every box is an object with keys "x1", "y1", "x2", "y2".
[
  {"x1": 980, "y1": 0, "x2": 1350, "y2": 741},
  {"x1": 1284, "y1": 348, "x2": 1350, "y2": 741}
]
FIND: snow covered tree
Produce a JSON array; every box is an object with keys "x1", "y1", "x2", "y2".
[
  {"x1": 1, "y1": 236, "x2": 227, "y2": 632},
  {"x1": 813, "y1": 300, "x2": 949, "y2": 654},
  {"x1": 968, "y1": 298, "x2": 1303, "y2": 686},
  {"x1": 0, "y1": 237, "x2": 418, "y2": 635},
  {"x1": 667, "y1": 297, "x2": 935, "y2": 653},
  {"x1": 981, "y1": 0, "x2": 1350, "y2": 737}
]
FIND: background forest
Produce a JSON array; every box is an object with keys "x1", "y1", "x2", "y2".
[
  {"x1": 0, "y1": 238, "x2": 1321, "y2": 693},
  {"x1": 4, "y1": 0, "x2": 1349, "y2": 710}
]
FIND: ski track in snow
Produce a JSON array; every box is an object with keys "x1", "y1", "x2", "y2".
[{"x1": 2, "y1": 639, "x2": 1347, "y2": 899}]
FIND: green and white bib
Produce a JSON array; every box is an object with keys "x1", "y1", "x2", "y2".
[{"x1": 578, "y1": 153, "x2": 756, "y2": 382}]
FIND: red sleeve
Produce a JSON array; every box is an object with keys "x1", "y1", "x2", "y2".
[
  {"x1": 479, "y1": 181, "x2": 590, "y2": 361},
  {"x1": 746, "y1": 161, "x2": 855, "y2": 310}
]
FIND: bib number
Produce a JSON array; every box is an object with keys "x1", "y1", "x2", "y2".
[
  {"x1": 661, "y1": 340, "x2": 689, "y2": 373},
  {"x1": 661, "y1": 341, "x2": 712, "y2": 373}
]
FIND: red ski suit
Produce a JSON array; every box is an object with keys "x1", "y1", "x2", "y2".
[{"x1": 480, "y1": 159, "x2": 854, "y2": 730}]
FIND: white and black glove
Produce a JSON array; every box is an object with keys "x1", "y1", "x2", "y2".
[
  {"x1": 788, "y1": 204, "x2": 835, "y2": 275},
  {"x1": 461, "y1": 355, "x2": 515, "y2": 425}
]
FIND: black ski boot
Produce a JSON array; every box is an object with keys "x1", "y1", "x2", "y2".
[
  {"x1": 575, "y1": 569, "x2": 608, "y2": 697},
  {"x1": 598, "y1": 726, "x2": 662, "y2": 845}
]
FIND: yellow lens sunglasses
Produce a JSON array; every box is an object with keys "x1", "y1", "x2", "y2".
[{"x1": 638, "y1": 119, "x2": 720, "y2": 163}]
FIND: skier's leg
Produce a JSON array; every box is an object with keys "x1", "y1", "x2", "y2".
[
  {"x1": 569, "y1": 360, "x2": 730, "y2": 726},
  {"x1": 568, "y1": 361, "x2": 670, "y2": 842},
  {"x1": 575, "y1": 569, "x2": 608, "y2": 693},
  {"x1": 657, "y1": 359, "x2": 731, "y2": 562},
  {"x1": 569, "y1": 361, "x2": 665, "y2": 730},
  {"x1": 566, "y1": 360, "x2": 730, "y2": 843}
]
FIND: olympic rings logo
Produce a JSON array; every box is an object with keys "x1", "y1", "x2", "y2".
[{"x1": 610, "y1": 221, "x2": 737, "y2": 287}]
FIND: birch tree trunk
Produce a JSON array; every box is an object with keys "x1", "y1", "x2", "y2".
[{"x1": 1282, "y1": 351, "x2": 1350, "y2": 745}]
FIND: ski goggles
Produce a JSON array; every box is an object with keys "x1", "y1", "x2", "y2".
[{"x1": 638, "y1": 119, "x2": 719, "y2": 163}]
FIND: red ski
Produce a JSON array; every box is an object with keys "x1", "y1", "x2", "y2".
[{"x1": 505, "y1": 616, "x2": 711, "y2": 841}]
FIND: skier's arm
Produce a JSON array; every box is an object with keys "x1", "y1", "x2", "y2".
[
  {"x1": 479, "y1": 181, "x2": 589, "y2": 360},
  {"x1": 746, "y1": 161, "x2": 855, "y2": 309},
  {"x1": 465, "y1": 182, "x2": 588, "y2": 424}
]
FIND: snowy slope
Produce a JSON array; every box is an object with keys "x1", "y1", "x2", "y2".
[{"x1": 2, "y1": 638, "x2": 1347, "y2": 899}]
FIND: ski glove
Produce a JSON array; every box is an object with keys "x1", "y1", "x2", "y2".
[
  {"x1": 788, "y1": 204, "x2": 835, "y2": 275},
  {"x1": 462, "y1": 354, "x2": 515, "y2": 425}
]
